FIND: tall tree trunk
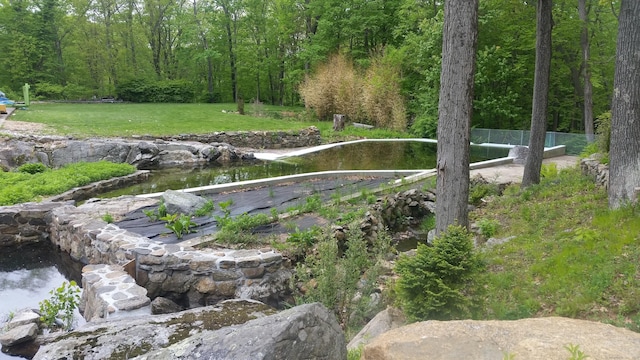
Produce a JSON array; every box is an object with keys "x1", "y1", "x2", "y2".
[
  {"x1": 221, "y1": 2, "x2": 237, "y2": 102},
  {"x1": 579, "y1": 0, "x2": 595, "y2": 142},
  {"x1": 608, "y1": 0, "x2": 640, "y2": 208},
  {"x1": 435, "y1": 0, "x2": 478, "y2": 234},
  {"x1": 522, "y1": 0, "x2": 553, "y2": 188}
]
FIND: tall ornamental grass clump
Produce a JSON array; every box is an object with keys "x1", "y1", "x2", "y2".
[
  {"x1": 361, "y1": 53, "x2": 407, "y2": 131},
  {"x1": 299, "y1": 54, "x2": 363, "y2": 122},
  {"x1": 395, "y1": 225, "x2": 484, "y2": 321},
  {"x1": 299, "y1": 53, "x2": 407, "y2": 130}
]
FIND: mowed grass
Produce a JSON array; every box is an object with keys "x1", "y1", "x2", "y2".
[
  {"x1": 473, "y1": 166, "x2": 640, "y2": 331},
  {"x1": 9, "y1": 103, "x2": 324, "y2": 137}
]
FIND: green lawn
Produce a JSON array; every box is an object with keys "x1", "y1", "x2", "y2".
[
  {"x1": 8, "y1": 102, "x2": 414, "y2": 140},
  {"x1": 9, "y1": 103, "x2": 324, "y2": 137}
]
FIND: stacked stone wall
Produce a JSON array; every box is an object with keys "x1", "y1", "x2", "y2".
[
  {"x1": 46, "y1": 204, "x2": 291, "y2": 316},
  {"x1": 580, "y1": 155, "x2": 609, "y2": 188},
  {"x1": 0, "y1": 201, "x2": 291, "y2": 321}
]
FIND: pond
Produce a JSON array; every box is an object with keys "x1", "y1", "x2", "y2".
[
  {"x1": 0, "y1": 243, "x2": 85, "y2": 360},
  {"x1": 100, "y1": 141, "x2": 510, "y2": 197}
]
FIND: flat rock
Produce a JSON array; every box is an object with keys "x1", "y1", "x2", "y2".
[
  {"x1": 34, "y1": 299, "x2": 276, "y2": 360},
  {"x1": 134, "y1": 302, "x2": 347, "y2": 360},
  {"x1": 5, "y1": 310, "x2": 40, "y2": 330},
  {"x1": 0, "y1": 323, "x2": 39, "y2": 347},
  {"x1": 363, "y1": 317, "x2": 640, "y2": 360}
]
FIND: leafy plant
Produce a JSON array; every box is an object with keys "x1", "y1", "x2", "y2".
[
  {"x1": 294, "y1": 227, "x2": 390, "y2": 336},
  {"x1": 287, "y1": 226, "x2": 322, "y2": 247},
  {"x1": 194, "y1": 200, "x2": 215, "y2": 217},
  {"x1": 38, "y1": 281, "x2": 81, "y2": 331},
  {"x1": 565, "y1": 344, "x2": 589, "y2": 360},
  {"x1": 17, "y1": 163, "x2": 47, "y2": 174},
  {"x1": 477, "y1": 218, "x2": 499, "y2": 238},
  {"x1": 395, "y1": 225, "x2": 484, "y2": 321},
  {"x1": 102, "y1": 213, "x2": 114, "y2": 224},
  {"x1": 163, "y1": 214, "x2": 197, "y2": 239},
  {"x1": 540, "y1": 163, "x2": 558, "y2": 179}
]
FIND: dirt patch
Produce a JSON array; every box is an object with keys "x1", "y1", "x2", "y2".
[{"x1": 0, "y1": 120, "x2": 55, "y2": 136}]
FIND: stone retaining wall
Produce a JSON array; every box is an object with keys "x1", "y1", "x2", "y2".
[
  {"x1": 0, "y1": 127, "x2": 320, "y2": 170},
  {"x1": 1, "y1": 201, "x2": 291, "y2": 321},
  {"x1": 580, "y1": 155, "x2": 609, "y2": 188},
  {"x1": 147, "y1": 126, "x2": 321, "y2": 149}
]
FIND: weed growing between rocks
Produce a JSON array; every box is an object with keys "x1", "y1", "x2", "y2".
[
  {"x1": 293, "y1": 226, "x2": 391, "y2": 337},
  {"x1": 38, "y1": 281, "x2": 81, "y2": 332}
]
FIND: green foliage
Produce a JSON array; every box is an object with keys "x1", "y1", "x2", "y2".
[
  {"x1": 565, "y1": 344, "x2": 589, "y2": 360},
  {"x1": 17, "y1": 162, "x2": 47, "y2": 174},
  {"x1": 287, "y1": 226, "x2": 322, "y2": 247},
  {"x1": 294, "y1": 227, "x2": 390, "y2": 334},
  {"x1": 117, "y1": 79, "x2": 195, "y2": 103},
  {"x1": 34, "y1": 82, "x2": 65, "y2": 100},
  {"x1": 163, "y1": 214, "x2": 197, "y2": 239},
  {"x1": 476, "y1": 218, "x2": 499, "y2": 239},
  {"x1": 540, "y1": 163, "x2": 558, "y2": 179},
  {"x1": 395, "y1": 225, "x2": 484, "y2": 321},
  {"x1": 194, "y1": 200, "x2": 215, "y2": 217},
  {"x1": 0, "y1": 161, "x2": 136, "y2": 205},
  {"x1": 469, "y1": 182, "x2": 500, "y2": 206},
  {"x1": 38, "y1": 281, "x2": 81, "y2": 331},
  {"x1": 102, "y1": 213, "x2": 114, "y2": 224}
]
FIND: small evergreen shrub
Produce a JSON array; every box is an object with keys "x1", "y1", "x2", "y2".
[{"x1": 395, "y1": 225, "x2": 484, "y2": 321}]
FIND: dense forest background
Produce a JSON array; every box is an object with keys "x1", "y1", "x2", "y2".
[{"x1": 0, "y1": 0, "x2": 619, "y2": 135}]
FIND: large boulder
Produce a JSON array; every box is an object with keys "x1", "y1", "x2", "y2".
[
  {"x1": 34, "y1": 301, "x2": 346, "y2": 360},
  {"x1": 347, "y1": 307, "x2": 406, "y2": 351},
  {"x1": 135, "y1": 302, "x2": 347, "y2": 360},
  {"x1": 363, "y1": 317, "x2": 640, "y2": 360},
  {"x1": 34, "y1": 299, "x2": 276, "y2": 360},
  {"x1": 162, "y1": 189, "x2": 208, "y2": 215}
]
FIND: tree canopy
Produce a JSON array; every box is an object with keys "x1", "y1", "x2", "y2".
[{"x1": 0, "y1": 0, "x2": 619, "y2": 133}]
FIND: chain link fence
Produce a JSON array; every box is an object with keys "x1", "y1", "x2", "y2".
[{"x1": 471, "y1": 128, "x2": 590, "y2": 155}]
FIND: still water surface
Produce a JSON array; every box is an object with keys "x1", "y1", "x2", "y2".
[
  {"x1": 0, "y1": 243, "x2": 84, "y2": 359},
  {"x1": 101, "y1": 141, "x2": 509, "y2": 197}
]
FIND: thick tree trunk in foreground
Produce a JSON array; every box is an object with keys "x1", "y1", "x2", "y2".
[
  {"x1": 435, "y1": 0, "x2": 478, "y2": 235},
  {"x1": 522, "y1": 0, "x2": 552, "y2": 188},
  {"x1": 608, "y1": 0, "x2": 640, "y2": 209}
]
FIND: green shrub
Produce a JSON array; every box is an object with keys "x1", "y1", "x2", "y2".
[
  {"x1": 477, "y1": 218, "x2": 499, "y2": 238},
  {"x1": 117, "y1": 79, "x2": 196, "y2": 103},
  {"x1": 395, "y1": 225, "x2": 484, "y2": 321},
  {"x1": 294, "y1": 227, "x2": 390, "y2": 335},
  {"x1": 38, "y1": 281, "x2": 81, "y2": 331},
  {"x1": 17, "y1": 162, "x2": 47, "y2": 174}
]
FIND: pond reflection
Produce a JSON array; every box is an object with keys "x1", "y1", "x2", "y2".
[
  {"x1": 0, "y1": 243, "x2": 85, "y2": 359},
  {"x1": 99, "y1": 141, "x2": 509, "y2": 198}
]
